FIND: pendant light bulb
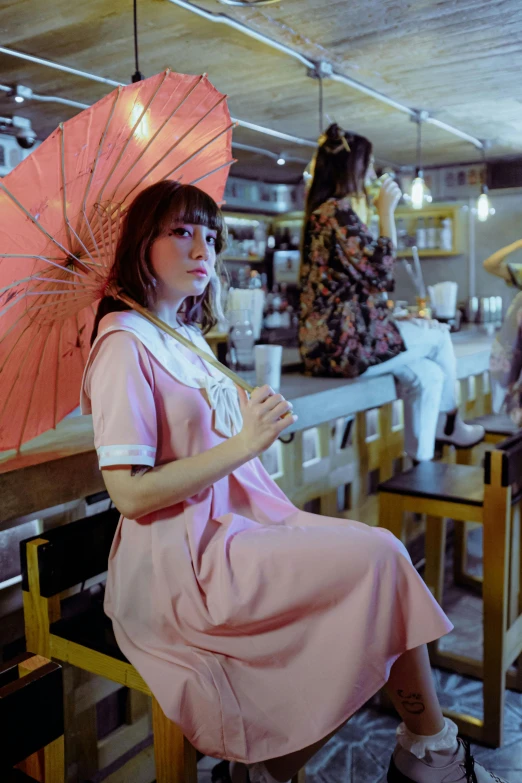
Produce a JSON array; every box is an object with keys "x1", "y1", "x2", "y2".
[
  {"x1": 477, "y1": 144, "x2": 493, "y2": 223},
  {"x1": 411, "y1": 174, "x2": 426, "y2": 210},
  {"x1": 477, "y1": 190, "x2": 490, "y2": 222}
]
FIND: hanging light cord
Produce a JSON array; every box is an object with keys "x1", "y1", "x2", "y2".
[
  {"x1": 416, "y1": 117, "x2": 422, "y2": 174},
  {"x1": 318, "y1": 75, "x2": 324, "y2": 135},
  {"x1": 481, "y1": 144, "x2": 488, "y2": 193},
  {"x1": 132, "y1": 0, "x2": 144, "y2": 83}
]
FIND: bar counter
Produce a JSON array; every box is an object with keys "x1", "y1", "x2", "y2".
[{"x1": 0, "y1": 325, "x2": 495, "y2": 527}]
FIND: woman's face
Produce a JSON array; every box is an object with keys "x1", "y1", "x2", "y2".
[{"x1": 149, "y1": 221, "x2": 218, "y2": 301}]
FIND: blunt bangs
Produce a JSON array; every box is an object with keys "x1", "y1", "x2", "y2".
[{"x1": 161, "y1": 184, "x2": 226, "y2": 254}]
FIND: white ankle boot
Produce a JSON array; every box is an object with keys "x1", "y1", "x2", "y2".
[
  {"x1": 435, "y1": 411, "x2": 484, "y2": 449},
  {"x1": 389, "y1": 737, "x2": 509, "y2": 782}
]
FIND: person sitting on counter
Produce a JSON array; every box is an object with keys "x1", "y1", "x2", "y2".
[{"x1": 299, "y1": 123, "x2": 484, "y2": 462}]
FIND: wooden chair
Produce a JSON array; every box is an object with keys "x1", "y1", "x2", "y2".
[
  {"x1": 21, "y1": 510, "x2": 306, "y2": 783},
  {"x1": 0, "y1": 652, "x2": 64, "y2": 782},
  {"x1": 378, "y1": 433, "x2": 522, "y2": 747},
  {"x1": 21, "y1": 509, "x2": 198, "y2": 783},
  {"x1": 449, "y1": 413, "x2": 519, "y2": 591}
]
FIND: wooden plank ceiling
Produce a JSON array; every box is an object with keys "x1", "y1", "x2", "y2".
[{"x1": 0, "y1": 0, "x2": 520, "y2": 183}]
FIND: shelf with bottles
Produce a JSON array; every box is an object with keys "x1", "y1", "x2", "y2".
[
  {"x1": 223, "y1": 264, "x2": 268, "y2": 292},
  {"x1": 270, "y1": 212, "x2": 303, "y2": 251},
  {"x1": 394, "y1": 204, "x2": 462, "y2": 257},
  {"x1": 221, "y1": 211, "x2": 271, "y2": 262}
]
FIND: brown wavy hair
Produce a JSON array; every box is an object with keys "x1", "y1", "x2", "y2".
[
  {"x1": 91, "y1": 181, "x2": 227, "y2": 344},
  {"x1": 305, "y1": 124, "x2": 373, "y2": 220}
]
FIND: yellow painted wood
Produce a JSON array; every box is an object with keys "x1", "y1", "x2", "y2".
[
  {"x1": 18, "y1": 654, "x2": 51, "y2": 675},
  {"x1": 152, "y1": 696, "x2": 197, "y2": 783},
  {"x1": 23, "y1": 539, "x2": 61, "y2": 658},
  {"x1": 44, "y1": 736, "x2": 65, "y2": 783},
  {"x1": 508, "y1": 504, "x2": 521, "y2": 626},
  {"x1": 49, "y1": 635, "x2": 150, "y2": 693},
  {"x1": 399, "y1": 496, "x2": 483, "y2": 523},
  {"x1": 482, "y1": 450, "x2": 510, "y2": 747},
  {"x1": 377, "y1": 403, "x2": 395, "y2": 482},
  {"x1": 378, "y1": 493, "x2": 405, "y2": 542},
  {"x1": 424, "y1": 516, "x2": 446, "y2": 604},
  {"x1": 378, "y1": 425, "x2": 522, "y2": 746}
]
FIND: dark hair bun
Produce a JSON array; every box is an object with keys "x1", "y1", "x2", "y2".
[{"x1": 325, "y1": 123, "x2": 341, "y2": 143}]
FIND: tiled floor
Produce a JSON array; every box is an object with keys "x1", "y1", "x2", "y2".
[{"x1": 198, "y1": 528, "x2": 522, "y2": 782}]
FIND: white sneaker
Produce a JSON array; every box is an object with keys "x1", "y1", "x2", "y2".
[
  {"x1": 435, "y1": 412, "x2": 485, "y2": 449},
  {"x1": 388, "y1": 738, "x2": 510, "y2": 782}
]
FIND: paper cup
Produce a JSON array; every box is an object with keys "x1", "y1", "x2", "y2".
[{"x1": 255, "y1": 345, "x2": 283, "y2": 392}]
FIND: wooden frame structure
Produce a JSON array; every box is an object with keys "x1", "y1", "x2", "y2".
[{"x1": 379, "y1": 441, "x2": 522, "y2": 747}]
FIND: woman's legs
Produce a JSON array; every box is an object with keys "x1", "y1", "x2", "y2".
[
  {"x1": 365, "y1": 321, "x2": 484, "y2": 459},
  {"x1": 385, "y1": 644, "x2": 445, "y2": 735},
  {"x1": 365, "y1": 348, "x2": 446, "y2": 461},
  {"x1": 395, "y1": 321, "x2": 457, "y2": 414},
  {"x1": 392, "y1": 359, "x2": 445, "y2": 461},
  {"x1": 237, "y1": 645, "x2": 445, "y2": 783}
]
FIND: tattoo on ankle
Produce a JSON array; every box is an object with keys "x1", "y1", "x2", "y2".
[{"x1": 397, "y1": 690, "x2": 426, "y2": 715}]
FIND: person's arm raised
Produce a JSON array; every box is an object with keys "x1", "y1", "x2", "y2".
[
  {"x1": 483, "y1": 239, "x2": 522, "y2": 282},
  {"x1": 102, "y1": 385, "x2": 297, "y2": 519},
  {"x1": 375, "y1": 177, "x2": 402, "y2": 250}
]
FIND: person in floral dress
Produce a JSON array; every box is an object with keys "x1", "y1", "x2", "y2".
[
  {"x1": 299, "y1": 124, "x2": 484, "y2": 460},
  {"x1": 484, "y1": 238, "x2": 522, "y2": 421}
]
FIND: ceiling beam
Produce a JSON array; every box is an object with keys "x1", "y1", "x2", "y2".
[{"x1": 166, "y1": 0, "x2": 484, "y2": 151}]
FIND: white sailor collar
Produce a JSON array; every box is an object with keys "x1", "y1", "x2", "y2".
[{"x1": 81, "y1": 310, "x2": 243, "y2": 439}]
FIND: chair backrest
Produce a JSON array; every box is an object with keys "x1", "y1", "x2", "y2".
[
  {"x1": 20, "y1": 508, "x2": 120, "y2": 598},
  {"x1": 484, "y1": 430, "x2": 522, "y2": 502},
  {"x1": 0, "y1": 653, "x2": 63, "y2": 769}
]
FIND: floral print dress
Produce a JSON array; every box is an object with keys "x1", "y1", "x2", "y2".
[
  {"x1": 299, "y1": 197, "x2": 405, "y2": 378},
  {"x1": 490, "y1": 263, "x2": 522, "y2": 423}
]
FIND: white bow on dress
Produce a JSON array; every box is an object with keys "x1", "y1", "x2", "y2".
[{"x1": 83, "y1": 311, "x2": 244, "y2": 439}]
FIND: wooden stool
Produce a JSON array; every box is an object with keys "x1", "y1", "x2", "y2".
[
  {"x1": 0, "y1": 652, "x2": 64, "y2": 782},
  {"x1": 21, "y1": 510, "x2": 305, "y2": 783},
  {"x1": 451, "y1": 414, "x2": 519, "y2": 591},
  {"x1": 378, "y1": 436, "x2": 522, "y2": 748}
]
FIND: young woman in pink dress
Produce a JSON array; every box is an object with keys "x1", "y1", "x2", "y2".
[{"x1": 81, "y1": 180, "x2": 507, "y2": 783}]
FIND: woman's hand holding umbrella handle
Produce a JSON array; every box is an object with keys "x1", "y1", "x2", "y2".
[{"x1": 236, "y1": 385, "x2": 297, "y2": 458}]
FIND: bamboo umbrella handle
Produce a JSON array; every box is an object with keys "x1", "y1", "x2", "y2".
[{"x1": 116, "y1": 292, "x2": 255, "y2": 393}]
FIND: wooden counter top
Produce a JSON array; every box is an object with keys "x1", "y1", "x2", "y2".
[{"x1": 0, "y1": 325, "x2": 495, "y2": 525}]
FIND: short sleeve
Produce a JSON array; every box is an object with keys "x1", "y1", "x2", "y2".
[
  {"x1": 508, "y1": 263, "x2": 522, "y2": 289},
  {"x1": 84, "y1": 331, "x2": 157, "y2": 468}
]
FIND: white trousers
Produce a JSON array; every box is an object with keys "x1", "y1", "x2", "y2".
[{"x1": 364, "y1": 321, "x2": 458, "y2": 461}]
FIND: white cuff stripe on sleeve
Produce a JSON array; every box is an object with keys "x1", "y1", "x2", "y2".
[{"x1": 97, "y1": 445, "x2": 156, "y2": 467}]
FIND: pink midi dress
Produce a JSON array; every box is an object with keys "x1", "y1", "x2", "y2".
[{"x1": 81, "y1": 311, "x2": 453, "y2": 763}]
